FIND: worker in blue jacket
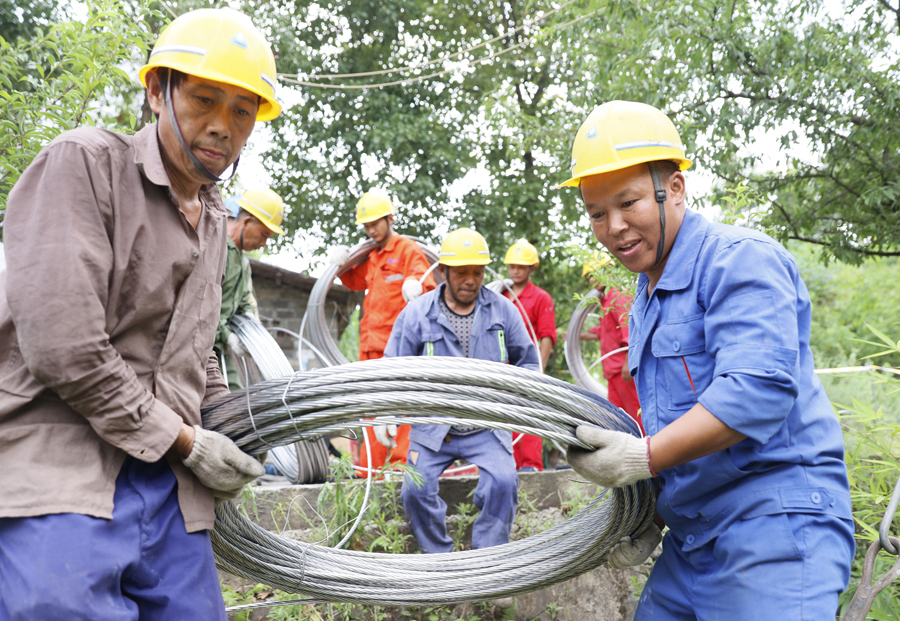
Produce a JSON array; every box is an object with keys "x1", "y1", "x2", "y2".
[
  {"x1": 384, "y1": 227, "x2": 540, "y2": 554},
  {"x1": 559, "y1": 101, "x2": 854, "y2": 620}
]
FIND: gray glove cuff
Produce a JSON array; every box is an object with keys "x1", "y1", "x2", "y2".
[{"x1": 183, "y1": 425, "x2": 213, "y2": 470}]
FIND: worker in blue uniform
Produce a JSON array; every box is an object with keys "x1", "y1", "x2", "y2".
[
  {"x1": 559, "y1": 101, "x2": 854, "y2": 620},
  {"x1": 384, "y1": 227, "x2": 540, "y2": 555}
]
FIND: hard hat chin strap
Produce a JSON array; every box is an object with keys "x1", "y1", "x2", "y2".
[
  {"x1": 162, "y1": 72, "x2": 239, "y2": 184},
  {"x1": 648, "y1": 162, "x2": 667, "y2": 267}
]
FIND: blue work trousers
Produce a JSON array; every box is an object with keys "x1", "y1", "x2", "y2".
[
  {"x1": 402, "y1": 430, "x2": 518, "y2": 553},
  {"x1": 0, "y1": 457, "x2": 226, "y2": 621},
  {"x1": 635, "y1": 512, "x2": 855, "y2": 620}
]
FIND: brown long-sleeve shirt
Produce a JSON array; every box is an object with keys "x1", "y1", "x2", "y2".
[{"x1": 0, "y1": 124, "x2": 230, "y2": 532}]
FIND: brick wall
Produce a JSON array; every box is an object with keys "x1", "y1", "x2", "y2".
[{"x1": 249, "y1": 259, "x2": 363, "y2": 370}]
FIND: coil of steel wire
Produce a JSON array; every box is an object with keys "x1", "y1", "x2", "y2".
[
  {"x1": 565, "y1": 288, "x2": 610, "y2": 398},
  {"x1": 204, "y1": 357, "x2": 654, "y2": 605},
  {"x1": 229, "y1": 314, "x2": 331, "y2": 484},
  {"x1": 304, "y1": 239, "x2": 442, "y2": 367}
]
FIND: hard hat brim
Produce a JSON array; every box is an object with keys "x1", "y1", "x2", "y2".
[
  {"x1": 558, "y1": 155, "x2": 692, "y2": 189},
  {"x1": 438, "y1": 258, "x2": 492, "y2": 267},
  {"x1": 356, "y1": 213, "x2": 392, "y2": 225},
  {"x1": 503, "y1": 259, "x2": 539, "y2": 266},
  {"x1": 139, "y1": 64, "x2": 282, "y2": 122}
]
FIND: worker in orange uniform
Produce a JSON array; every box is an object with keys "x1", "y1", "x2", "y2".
[
  {"x1": 498, "y1": 241, "x2": 557, "y2": 472},
  {"x1": 331, "y1": 189, "x2": 438, "y2": 476},
  {"x1": 574, "y1": 253, "x2": 642, "y2": 430}
]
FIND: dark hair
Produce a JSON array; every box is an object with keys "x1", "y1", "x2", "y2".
[
  {"x1": 652, "y1": 160, "x2": 680, "y2": 178},
  {"x1": 156, "y1": 67, "x2": 186, "y2": 93}
]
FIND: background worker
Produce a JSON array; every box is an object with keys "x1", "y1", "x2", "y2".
[
  {"x1": 561, "y1": 100, "x2": 854, "y2": 620},
  {"x1": 500, "y1": 240, "x2": 557, "y2": 472},
  {"x1": 332, "y1": 189, "x2": 437, "y2": 475},
  {"x1": 385, "y1": 227, "x2": 539, "y2": 559},
  {"x1": 564, "y1": 252, "x2": 642, "y2": 429},
  {"x1": 0, "y1": 9, "x2": 274, "y2": 619},
  {"x1": 215, "y1": 187, "x2": 285, "y2": 390}
]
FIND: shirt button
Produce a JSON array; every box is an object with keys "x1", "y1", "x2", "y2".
[
  {"x1": 192, "y1": 250, "x2": 199, "y2": 258},
  {"x1": 672, "y1": 341, "x2": 681, "y2": 352},
  {"x1": 811, "y1": 492, "x2": 821, "y2": 504},
  {"x1": 686, "y1": 534, "x2": 695, "y2": 544}
]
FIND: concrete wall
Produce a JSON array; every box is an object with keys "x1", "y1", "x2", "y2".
[{"x1": 249, "y1": 259, "x2": 363, "y2": 370}]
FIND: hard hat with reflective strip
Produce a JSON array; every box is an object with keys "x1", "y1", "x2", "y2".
[
  {"x1": 439, "y1": 228, "x2": 491, "y2": 266},
  {"x1": 238, "y1": 187, "x2": 285, "y2": 235},
  {"x1": 559, "y1": 100, "x2": 691, "y2": 188},
  {"x1": 503, "y1": 240, "x2": 540, "y2": 266},
  {"x1": 139, "y1": 8, "x2": 281, "y2": 121},
  {"x1": 356, "y1": 189, "x2": 395, "y2": 225}
]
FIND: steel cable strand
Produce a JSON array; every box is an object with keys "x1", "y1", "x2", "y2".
[
  {"x1": 217, "y1": 392, "x2": 595, "y2": 453},
  {"x1": 229, "y1": 314, "x2": 331, "y2": 483},
  {"x1": 217, "y1": 385, "x2": 639, "y2": 452},
  {"x1": 205, "y1": 357, "x2": 656, "y2": 604},
  {"x1": 210, "y1": 482, "x2": 654, "y2": 604},
  {"x1": 203, "y1": 358, "x2": 640, "y2": 444}
]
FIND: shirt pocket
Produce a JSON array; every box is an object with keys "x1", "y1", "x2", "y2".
[
  {"x1": 420, "y1": 331, "x2": 445, "y2": 357},
  {"x1": 484, "y1": 324, "x2": 508, "y2": 363},
  {"x1": 192, "y1": 280, "x2": 223, "y2": 363},
  {"x1": 381, "y1": 261, "x2": 405, "y2": 285},
  {"x1": 652, "y1": 314, "x2": 712, "y2": 410}
]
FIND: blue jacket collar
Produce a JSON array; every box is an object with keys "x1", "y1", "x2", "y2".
[{"x1": 637, "y1": 209, "x2": 710, "y2": 296}]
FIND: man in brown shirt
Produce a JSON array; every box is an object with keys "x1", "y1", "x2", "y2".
[{"x1": 0, "y1": 9, "x2": 280, "y2": 620}]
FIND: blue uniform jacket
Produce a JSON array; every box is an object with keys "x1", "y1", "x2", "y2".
[
  {"x1": 630, "y1": 209, "x2": 852, "y2": 552},
  {"x1": 384, "y1": 283, "x2": 540, "y2": 453}
]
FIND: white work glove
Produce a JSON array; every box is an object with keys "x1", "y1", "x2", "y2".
[
  {"x1": 373, "y1": 424, "x2": 398, "y2": 448},
  {"x1": 485, "y1": 278, "x2": 513, "y2": 293},
  {"x1": 226, "y1": 332, "x2": 246, "y2": 357},
  {"x1": 401, "y1": 278, "x2": 423, "y2": 303},
  {"x1": 608, "y1": 523, "x2": 663, "y2": 569},
  {"x1": 183, "y1": 425, "x2": 266, "y2": 500},
  {"x1": 330, "y1": 245, "x2": 351, "y2": 266},
  {"x1": 567, "y1": 425, "x2": 654, "y2": 488},
  {"x1": 244, "y1": 311, "x2": 258, "y2": 321}
]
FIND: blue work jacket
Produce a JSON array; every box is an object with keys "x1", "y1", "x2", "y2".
[
  {"x1": 384, "y1": 283, "x2": 540, "y2": 453},
  {"x1": 630, "y1": 209, "x2": 852, "y2": 552}
]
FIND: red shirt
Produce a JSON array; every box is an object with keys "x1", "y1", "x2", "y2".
[
  {"x1": 588, "y1": 287, "x2": 633, "y2": 379},
  {"x1": 503, "y1": 281, "x2": 557, "y2": 346}
]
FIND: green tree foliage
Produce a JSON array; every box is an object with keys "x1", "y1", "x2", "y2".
[
  {"x1": 792, "y1": 243, "x2": 900, "y2": 368},
  {"x1": 0, "y1": 0, "x2": 162, "y2": 226},
  {"x1": 241, "y1": 0, "x2": 611, "y2": 376},
  {"x1": 0, "y1": 0, "x2": 58, "y2": 43},
  {"x1": 594, "y1": 0, "x2": 900, "y2": 263}
]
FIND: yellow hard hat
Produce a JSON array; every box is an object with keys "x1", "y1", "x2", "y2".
[
  {"x1": 238, "y1": 187, "x2": 285, "y2": 235},
  {"x1": 139, "y1": 8, "x2": 281, "y2": 122},
  {"x1": 439, "y1": 228, "x2": 491, "y2": 266},
  {"x1": 582, "y1": 251, "x2": 612, "y2": 277},
  {"x1": 356, "y1": 189, "x2": 395, "y2": 225},
  {"x1": 504, "y1": 240, "x2": 540, "y2": 266},
  {"x1": 559, "y1": 101, "x2": 692, "y2": 188}
]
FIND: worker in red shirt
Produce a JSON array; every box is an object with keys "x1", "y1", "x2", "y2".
[
  {"x1": 571, "y1": 252, "x2": 642, "y2": 429},
  {"x1": 331, "y1": 189, "x2": 437, "y2": 475},
  {"x1": 499, "y1": 240, "x2": 557, "y2": 471}
]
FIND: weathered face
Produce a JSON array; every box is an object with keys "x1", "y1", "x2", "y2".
[
  {"x1": 240, "y1": 215, "x2": 274, "y2": 251},
  {"x1": 363, "y1": 215, "x2": 392, "y2": 245},
  {"x1": 444, "y1": 264, "x2": 485, "y2": 305},
  {"x1": 148, "y1": 71, "x2": 258, "y2": 184},
  {"x1": 507, "y1": 263, "x2": 533, "y2": 286},
  {"x1": 581, "y1": 163, "x2": 685, "y2": 288}
]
